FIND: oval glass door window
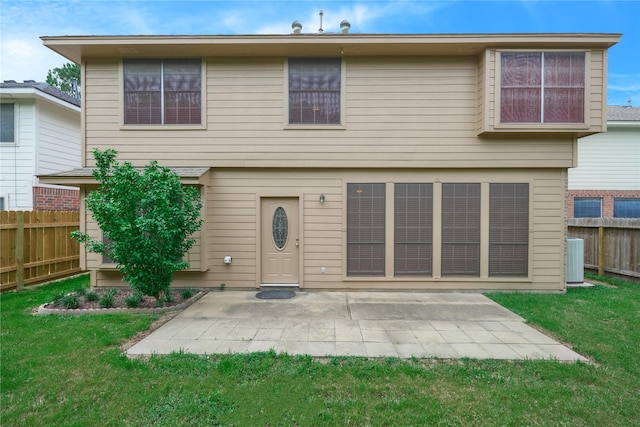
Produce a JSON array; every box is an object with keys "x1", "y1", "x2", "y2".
[{"x1": 272, "y1": 206, "x2": 289, "y2": 249}]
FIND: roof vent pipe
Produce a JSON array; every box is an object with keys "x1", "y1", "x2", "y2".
[
  {"x1": 340, "y1": 20, "x2": 351, "y2": 34},
  {"x1": 291, "y1": 21, "x2": 302, "y2": 34}
]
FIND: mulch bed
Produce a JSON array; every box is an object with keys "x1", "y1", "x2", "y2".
[{"x1": 42, "y1": 288, "x2": 200, "y2": 311}]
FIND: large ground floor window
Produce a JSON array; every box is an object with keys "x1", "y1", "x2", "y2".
[
  {"x1": 346, "y1": 183, "x2": 385, "y2": 276},
  {"x1": 346, "y1": 182, "x2": 530, "y2": 278}
]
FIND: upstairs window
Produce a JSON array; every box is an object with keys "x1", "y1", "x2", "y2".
[
  {"x1": 289, "y1": 58, "x2": 341, "y2": 125},
  {"x1": 1, "y1": 103, "x2": 15, "y2": 143},
  {"x1": 500, "y1": 52, "x2": 585, "y2": 124},
  {"x1": 123, "y1": 59, "x2": 201, "y2": 125}
]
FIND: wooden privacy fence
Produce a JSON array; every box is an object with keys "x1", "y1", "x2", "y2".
[
  {"x1": 1, "y1": 211, "x2": 81, "y2": 292},
  {"x1": 568, "y1": 218, "x2": 640, "y2": 278}
]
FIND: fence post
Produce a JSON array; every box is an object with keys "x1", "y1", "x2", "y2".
[
  {"x1": 598, "y1": 225, "x2": 605, "y2": 277},
  {"x1": 16, "y1": 212, "x2": 24, "y2": 290}
]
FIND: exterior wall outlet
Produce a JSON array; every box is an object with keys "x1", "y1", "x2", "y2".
[{"x1": 321, "y1": 267, "x2": 326, "y2": 273}]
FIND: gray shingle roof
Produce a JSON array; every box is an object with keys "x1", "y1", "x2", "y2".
[
  {"x1": 44, "y1": 167, "x2": 209, "y2": 178},
  {"x1": 607, "y1": 105, "x2": 640, "y2": 121},
  {"x1": 0, "y1": 80, "x2": 81, "y2": 107}
]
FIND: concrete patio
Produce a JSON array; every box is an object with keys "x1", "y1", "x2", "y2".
[{"x1": 127, "y1": 291, "x2": 587, "y2": 362}]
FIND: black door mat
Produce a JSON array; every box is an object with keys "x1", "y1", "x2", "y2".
[{"x1": 255, "y1": 290, "x2": 296, "y2": 300}]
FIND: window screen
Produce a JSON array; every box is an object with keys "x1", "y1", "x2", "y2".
[
  {"x1": 394, "y1": 183, "x2": 432, "y2": 276},
  {"x1": 289, "y1": 58, "x2": 341, "y2": 125},
  {"x1": 501, "y1": 52, "x2": 585, "y2": 124},
  {"x1": 614, "y1": 198, "x2": 640, "y2": 218},
  {"x1": 1, "y1": 103, "x2": 15, "y2": 143},
  {"x1": 124, "y1": 59, "x2": 201, "y2": 125},
  {"x1": 489, "y1": 183, "x2": 529, "y2": 277},
  {"x1": 574, "y1": 198, "x2": 602, "y2": 218},
  {"x1": 441, "y1": 183, "x2": 480, "y2": 276},
  {"x1": 347, "y1": 183, "x2": 385, "y2": 276}
]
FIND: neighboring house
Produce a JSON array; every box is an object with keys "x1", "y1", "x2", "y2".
[
  {"x1": 568, "y1": 105, "x2": 640, "y2": 218},
  {"x1": 39, "y1": 32, "x2": 620, "y2": 291},
  {"x1": 0, "y1": 81, "x2": 81, "y2": 210}
]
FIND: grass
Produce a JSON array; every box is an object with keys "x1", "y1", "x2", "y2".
[{"x1": 1, "y1": 273, "x2": 639, "y2": 426}]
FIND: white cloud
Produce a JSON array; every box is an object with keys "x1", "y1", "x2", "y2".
[
  {"x1": 608, "y1": 73, "x2": 640, "y2": 92},
  {"x1": 0, "y1": 37, "x2": 68, "y2": 82}
]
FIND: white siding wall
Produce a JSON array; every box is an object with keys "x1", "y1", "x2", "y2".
[
  {"x1": 0, "y1": 100, "x2": 36, "y2": 209},
  {"x1": 36, "y1": 99, "x2": 81, "y2": 175},
  {"x1": 569, "y1": 125, "x2": 640, "y2": 190}
]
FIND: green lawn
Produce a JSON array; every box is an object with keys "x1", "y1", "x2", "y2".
[{"x1": 1, "y1": 274, "x2": 638, "y2": 426}]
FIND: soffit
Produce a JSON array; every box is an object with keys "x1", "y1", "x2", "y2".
[{"x1": 41, "y1": 33, "x2": 622, "y2": 64}]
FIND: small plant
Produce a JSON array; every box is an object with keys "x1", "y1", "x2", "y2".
[
  {"x1": 76, "y1": 288, "x2": 87, "y2": 297},
  {"x1": 55, "y1": 294, "x2": 80, "y2": 309},
  {"x1": 160, "y1": 291, "x2": 174, "y2": 306},
  {"x1": 100, "y1": 289, "x2": 118, "y2": 308},
  {"x1": 181, "y1": 288, "x2": 194, "y2": 299},
  {"x1": 220, "y1": 283, "x2": 226, "y2": 291},
  {"x1": 85, "y1": 291, "x2": 99, "y2": 302},
  {"x1": 124, "y1": 292, "x2": 144, "y2": 308},
  {"x1": 52, "y1": 291, "x2": 66, "y2": 306}
]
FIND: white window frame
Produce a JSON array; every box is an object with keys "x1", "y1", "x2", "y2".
[{"x1": 0, "y1": 102, "x2": 17, "y2": 144}]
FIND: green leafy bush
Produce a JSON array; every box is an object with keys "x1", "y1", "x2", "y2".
[
  {"x1": 181, "y1": 288, "x2": 194, "y2": 299},
  {"x1": 71, "y1": 149, "x2": 203, "y2": 301}
]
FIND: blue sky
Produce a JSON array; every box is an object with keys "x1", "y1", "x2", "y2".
[{"x1": 1, "y1": 0, "x2": 638, "y2": 105}]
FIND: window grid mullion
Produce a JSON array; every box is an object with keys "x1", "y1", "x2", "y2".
[
  {"x1": 160, "y1": 60, "x2": 165, "y2": 125},
  {"x1": 540, "y1": 53, "x2": 545, "y2": 123}
]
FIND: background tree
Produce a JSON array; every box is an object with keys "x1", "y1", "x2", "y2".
[
  {"x1": 46, "y1": 62, "x2": 81, "y2": 96},
  {"x1": 72, "y1": 149, "x2": 203, "y2": 301}
]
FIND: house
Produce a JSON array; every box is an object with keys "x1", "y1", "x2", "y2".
[
  {"x1": 0, "y1": 81, "x2": 81, "y2": 210},
  {"x1": 568, "y1": 105, "x2": 640, "y2": 218},
  {"x1": 39, "y1": 31, "x2": 621, "y2": 291}
]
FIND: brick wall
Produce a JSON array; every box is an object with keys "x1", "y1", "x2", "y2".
[
  {"x1": 33, "y1": 186, "x2": 80, "y2": 211},
  {"x1": 568, "y1": 190, "x2": 640, "y2": 218}
]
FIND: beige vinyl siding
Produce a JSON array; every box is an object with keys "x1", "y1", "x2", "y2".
[
  {"x1": 207, "y1": 170, "x2": 344, "y2": 287},
  {"x1": 87, "y1": 168, "x2": 565, "y2": 291},
  {"x1": 529, "y1": 170, "x2": 567, "y2": 289},
  {"x1": 83, "y1": 57, "x2": 576, "y2": 169},
  {"x1": 588, "y1": 50, "x2": 606, "y2": 131},
  {"x1": 476, "y1": 50, "x2": 487, "y2": 135}
]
